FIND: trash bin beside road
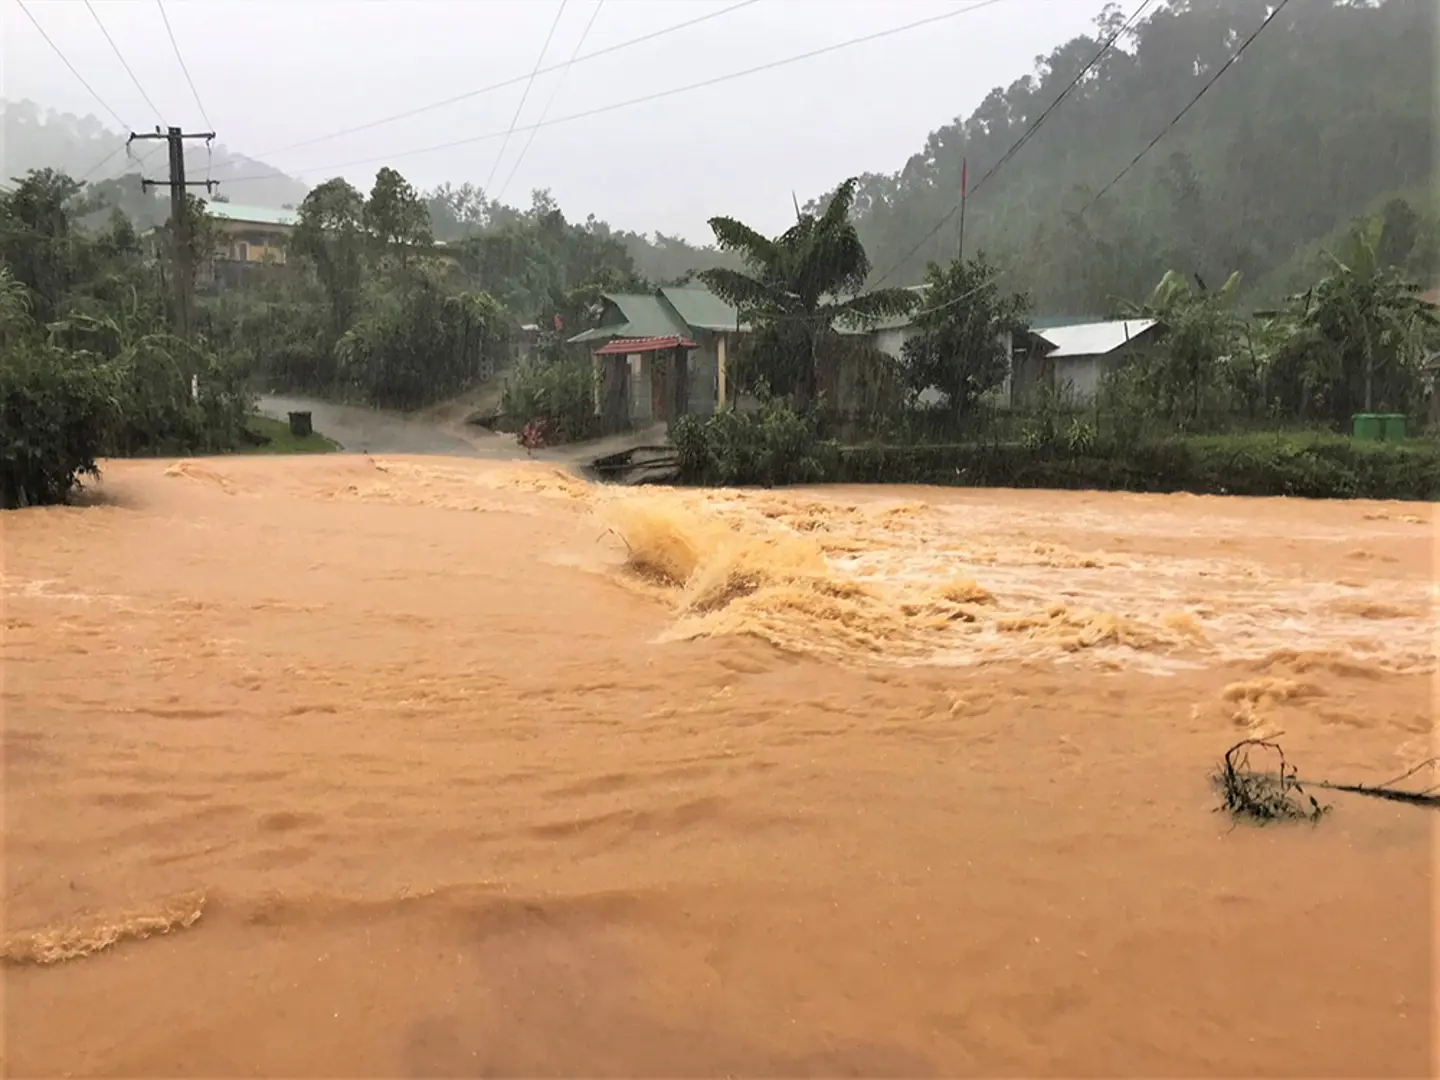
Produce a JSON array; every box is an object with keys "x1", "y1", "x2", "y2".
[{"x1": 1352, "y1": 413, "x2": 1407, "y2": 442}]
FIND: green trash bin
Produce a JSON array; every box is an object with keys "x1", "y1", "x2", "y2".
[
  {"x1": 1379, "y1": 413, "x2": 1406, "y2": 442},
  {"x1": 1352, "y1": 413, "x2": 1381, "y2": 441}
]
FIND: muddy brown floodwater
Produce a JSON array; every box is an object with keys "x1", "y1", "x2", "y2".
[{"x1": 2, "y1": 455, "x2": 1436, "y2": 1077}]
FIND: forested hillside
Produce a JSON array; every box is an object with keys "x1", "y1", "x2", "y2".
[
  {"x1": 0, "y1": 99, "x2": 310, "y2": 214},
  {"x1": 820, "y1": 0, "x2": 1435, "y2": 311},
  {"x1": 7, "y1": 0, "x2": 1432, "y2": 311}
]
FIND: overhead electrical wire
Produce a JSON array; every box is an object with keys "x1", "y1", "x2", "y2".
[
  {"x1": 215, "y1": 0, "x2": 763, "y2": 169},
  {"x1": 871, "y1": 0, "x2": 1154, "y2": 286},
  {"x1": 156, "y1": 0, "x2": 215, "y2": 130},
  {"x1": 221, "y1": 0, "x2": 1013, "y2": 186},
  {"x1": 494, "y1": 0, "x2": 605, "y2": 205},
  {"x1": 1080, "y1": 0, "x2": 1292, "y2": 213},
  {"x1": 76, "y1": 143, "x2": 129, "y2": 182},
  {"x1": 15, "y1": 0, "x2": 130, "y2": 131},
  {"x1": 84, "y1": 0, "x2": 164, "y2": 126},
  {"x1": 485, "y1": 0, "x2": 571, "y2": 195}
]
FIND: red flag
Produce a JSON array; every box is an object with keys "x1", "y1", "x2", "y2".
[{"x1": 553, "y1": 313, "x2": 563, "y2": 331}]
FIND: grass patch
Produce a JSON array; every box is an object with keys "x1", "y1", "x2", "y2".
[{"x1": 240, "y1": 414, "x2": 339, "y2": 455}]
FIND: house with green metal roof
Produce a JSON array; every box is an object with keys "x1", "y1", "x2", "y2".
[{"x1": 568, "y1": 286, "x2": 746, "y2": 425}]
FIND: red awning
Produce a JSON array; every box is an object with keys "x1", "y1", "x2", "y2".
[{"x1": 591, "y1": 335, "x2": 697, "y2": 356}]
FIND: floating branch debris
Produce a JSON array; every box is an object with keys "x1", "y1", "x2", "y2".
[
  {"x1": 1213, "y1": 737, "x2": 1328, "y2": 824},
  {"x1": 1214, "y1": 739, "x2": 1440, "y2": 826}
]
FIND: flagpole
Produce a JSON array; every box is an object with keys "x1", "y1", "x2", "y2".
[{"x1": 956, "y1": 157, "x2": 968, "y2": 263}]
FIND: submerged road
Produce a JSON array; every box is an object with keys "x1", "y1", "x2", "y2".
[
  {"x1": 258, "y1": 394, "x2": 513, "y2": 458},
  {"x1": 257, "y1": 394, "x2": 669, "y2": 468}
]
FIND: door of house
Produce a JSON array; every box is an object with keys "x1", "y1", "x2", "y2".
[{"x1": 650, "y1": 355, "x2": 668, "y2": 421}]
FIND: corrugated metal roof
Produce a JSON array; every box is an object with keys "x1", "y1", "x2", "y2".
[
  {"x1": 202, "y1": 201, "x2": 299, "y2": 227},
  {"x1": 566, "y1": 292, "x2": 690, "y2": 345},
  {"x1": 592, "y1": 335, "x2": 697, "y2": 356},
  {"x1": 1042, "y1": 319, "x2": 1158, "y2": 358},
  {"x1": 605, "y1": 292, "x2": 690, "y2": 339},
  {"x1": 659, "y1": 286, "x2": 744, "y2": 331}
]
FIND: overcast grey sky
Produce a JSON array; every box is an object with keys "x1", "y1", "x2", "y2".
[{"x1": 4, "y1": 0, "x2": 1106, "y2": 241}]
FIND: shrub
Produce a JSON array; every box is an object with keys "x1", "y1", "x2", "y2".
[
  {"x1": 672, "y1": 401, "x2": 838, "y2": 487},
  {"x1": 0, "y1": 343, "x2": 120, "y2": 508},
  {"x1": 105, "y1": 335, "x2": 252, "y2": 456},
  {"x1": 336, "y1": 275, "x2": 508, "y2": 410},
  {"x1": 833, "y1": 432, "x2": 1440, "y2": 501},
  {"x1": 500, "y1": 356, "x2": 598, "y2": 444}
]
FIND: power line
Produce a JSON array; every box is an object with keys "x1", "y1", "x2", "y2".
[
  {"x1": 15, "y1": 0, "x2": 129, "y2": 131},
  {"x1": 495, "y1": 0, "x2": 605, "y2": 205},
  {"x1": 84, "y1": 0, "x2": 164, "y2": 125},
  {"x1": 216, "y1": 0, "x2": 762, "y2": 170},
  {"x1": 222, "y1": 0, "x2": 1012, "y2": 186},
  {"x1": 1081, "y1": 0, "x2": 1291, "y2": 213},
  {"x1": 72, "y1": 134, "x2": 172, "y2": 187},
  {"x1": 872, "y1": 0, "x2": 1153, "y2": 286},
  {"x1": 77, "y1": 143, "x2": 128, "y2": 182},
  {"x1": 156, "y1": 0, "x2": 215, "y2": 130},
  {"x1": 485, "y1": 0, "x2": 570, "y2": 195}
]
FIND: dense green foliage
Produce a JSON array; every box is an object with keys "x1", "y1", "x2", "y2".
[
  {"x1": 673, "y1": 400, "x2": 838, "y2": 488},
  {"x1": 824, "y1": 0, "x2": 1435, "y2": 309},
  {"x1": 499, "y1": 356, "x2": 598, "y2": 445},
  {"x1": 676, "y1": 400, "x2": 1439, "y2": 501},
  {"x1": 0, "y1": 173, "x2": 252, "y2": 507},
  {"x1": 336, "y1": 272, "x2": 507, "y2": 411},
  {"x1": 901, "y1": 253, "x2": 1030, "y2": 412},
  {"x1": 833, "y1": 433, "x2": 1440, "y2": 501}
]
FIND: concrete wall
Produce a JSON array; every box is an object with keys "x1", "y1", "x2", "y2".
[{"x1": 1055, "y1": 355, "x2": 1106, "y2": 403}]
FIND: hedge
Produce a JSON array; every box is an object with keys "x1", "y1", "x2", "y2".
[{"x1": 832, "y1": 433, "x2": 1440, "y2": 501}]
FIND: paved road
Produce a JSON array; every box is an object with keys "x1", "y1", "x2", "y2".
[{"x1": 257, "y1": 395, "x2": 667, "y2": 467}]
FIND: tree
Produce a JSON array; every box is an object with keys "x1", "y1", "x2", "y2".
[
  {"x1": 827, "y1": 0, "x2": 1432, "y2": 310},
  {"x1": 1286, "y1": 220, "x2": 1438, "y2": 417},
  {"x1": 365, "y1": 167, "x2": 432, "y2": 260},
  {"x1": 698, "y1": 177, "x2": 918, "y2": 408},
  {"x1": 0, "y1": 168, "x2": 85, "y2": 323},
  {"x1": 335, "y1": 265, "x2": 508, "y2": 410},
  {"x1": 1119, "y1": 268, "x2": 1245, "y2": 426},
  {"x1": 293, "y1": 177, "x2": 368, "y2": 342},
  {"x1": 425, "y1": 181, "x2": 489, "y2": 241},
  {"x1": 900, "y1": 253, "x2": 1030, "y2": 413},
  {"x1": 1376, "y1": 197, "x2": 1421, "y2": 270}
]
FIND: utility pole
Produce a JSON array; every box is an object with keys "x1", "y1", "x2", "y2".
[{"x1": 133, "y1": 127, "x2": 215, "y2": 339}]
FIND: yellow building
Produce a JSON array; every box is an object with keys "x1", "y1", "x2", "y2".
[{"x1": 202, "y1": 200, "x2": 299, "y2": 264}]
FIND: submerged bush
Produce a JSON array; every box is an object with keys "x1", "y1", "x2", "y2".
[{"x1": 672, "y1": 401, "x2": 838, "y2": 487}]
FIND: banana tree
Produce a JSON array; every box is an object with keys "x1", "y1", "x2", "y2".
[
  {"x1": 698, "y1": 177, "x2": 918, "y2": 409},
  {"x1": 1290, "y1": 219, "x2": 1438, "y2": 417},
  {"x1": 1119, "y1": 268, "x2": 1245, "y2": 425}
]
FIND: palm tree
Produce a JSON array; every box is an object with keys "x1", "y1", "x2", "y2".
[{"x1": 698, "y1": 177, "x2": 918, "y2": 408}]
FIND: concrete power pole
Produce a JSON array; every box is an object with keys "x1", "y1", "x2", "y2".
[{"x1": 132, "y1": 127, "x2": 216, "y2": 339}]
